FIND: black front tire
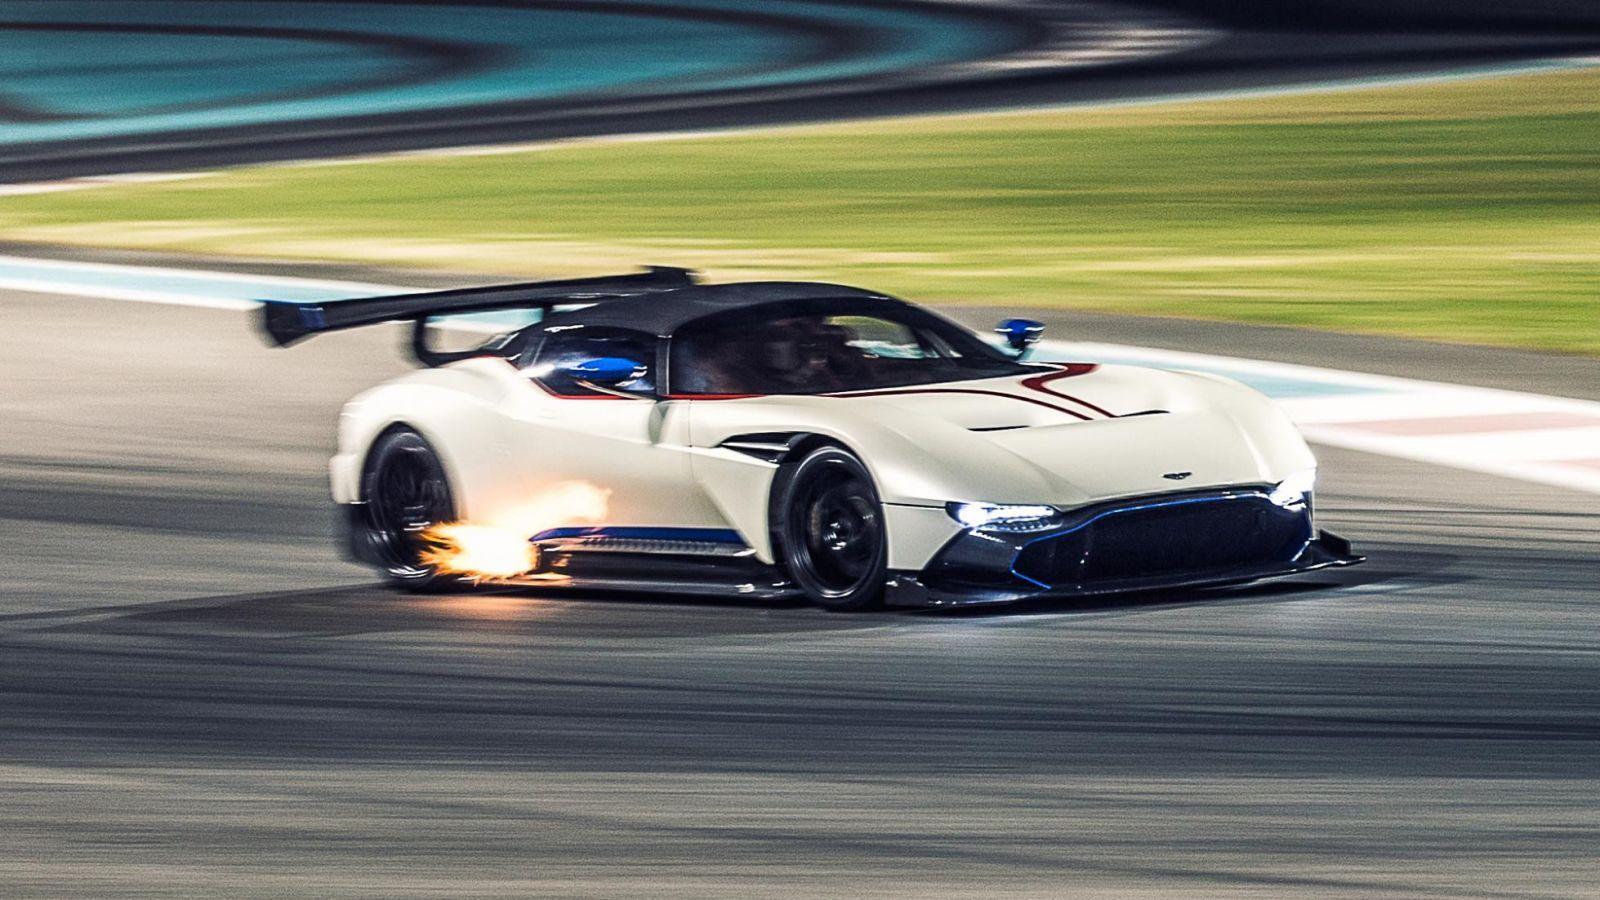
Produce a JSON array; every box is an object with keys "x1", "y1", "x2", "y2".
[
  {"x1": 774, "y1": 445, "x2": 887, "y2": 611},
  {"x1": 360, "y1": 428, "x2": 461, "y2": 593}
]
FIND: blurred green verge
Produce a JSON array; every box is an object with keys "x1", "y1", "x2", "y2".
[{"x1": 3, "y1": 66, "x2": 1598, "y2": 352}]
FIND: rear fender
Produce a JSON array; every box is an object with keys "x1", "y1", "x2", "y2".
[{"x1": 333, "y1": 358, "x2": 525, "y2": 521}]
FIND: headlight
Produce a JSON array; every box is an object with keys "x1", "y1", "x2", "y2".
[
  {"x1": 946, "y1": 502, "x2": 1061, "y2": 532},
  {"x1": 1268, "y1": 469, "x2": 1315, "y2": 509}
]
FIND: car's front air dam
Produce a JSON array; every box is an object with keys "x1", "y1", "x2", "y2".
[{"x1": 885, "y1": 489, "x2": 1362, "y2": 607}]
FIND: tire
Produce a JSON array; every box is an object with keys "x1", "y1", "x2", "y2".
[
  {"x1": 360, "y1": 428, "x2": 461, "y2": 592},
  {"x1": 773, "y1": 445, "x2": 887, "y2": 611}
]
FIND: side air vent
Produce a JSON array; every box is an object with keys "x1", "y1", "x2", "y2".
[
  {"x1": 1118, "y1": 409, "x2": 1169, "y2": 418},
  {"x1": 538, "y1": 535, "x2": 752, "y2": 557},
  {"x1": 969, "y1": 424, "x2": 1028, "y2": 432},
  {"x1": 718, "y1": 433, "x2": 803, "y2": 463}
]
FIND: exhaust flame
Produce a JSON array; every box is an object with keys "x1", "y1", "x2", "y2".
[
  {"x1": 419, "y1": 524, "x2": 538, "y2": 579},
  {"x1": 419, "y1": 481, "x2": 610, "y2": 581}
]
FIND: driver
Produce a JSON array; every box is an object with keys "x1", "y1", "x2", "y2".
[
  {"x1": 749, "y1": 317, "x2": 867, "y2": 392},
  {"x1": 675, "y1": 315, "x2": 871, "y2": 395}
]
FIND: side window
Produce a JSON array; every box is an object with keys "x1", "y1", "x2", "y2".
[
  {"x1": 527, "y1": 326, "x2": 658, "y2": 397},
  {"x1": 831, "y1": 315, "x2": 938, "y2": 360}
]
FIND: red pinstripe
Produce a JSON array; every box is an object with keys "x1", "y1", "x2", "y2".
[
  {"x1": 1019, "y1": 365, "x2": 1113, "y2": 418},
  {"x1": 825, "y1": 386, "x2": 1093, "y2": 421}
]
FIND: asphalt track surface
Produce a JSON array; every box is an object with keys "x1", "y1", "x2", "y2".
[
  {"x1": 4, "y1": 281, "x2": 1599, "y2": 896},
  {"x1": 6, "y1": 1, "x2": 1600, "y2": 892},
  {"x1": 6, "y1": 0, "x2": 1600, "y2": 181}
]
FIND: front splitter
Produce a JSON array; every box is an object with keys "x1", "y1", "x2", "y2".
[{"x1": 885, "y1": 530, "x2": 1363, "y2": 608}]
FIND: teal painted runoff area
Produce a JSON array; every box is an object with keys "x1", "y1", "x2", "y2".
[{"x1": 0, "y1": 1, "x2": 1027, "y2": 145}]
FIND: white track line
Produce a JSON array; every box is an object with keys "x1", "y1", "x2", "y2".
[
  {"x1": 0, "y1": 276, "x2": 256, "y2": 310},
  {"x1": 0, "y1": 254, "x2": 399, "y2": 310}
]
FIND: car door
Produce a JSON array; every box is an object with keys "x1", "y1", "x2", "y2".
[{"x1": 501, "y1": 324, "x2": 726, "y2": 533}]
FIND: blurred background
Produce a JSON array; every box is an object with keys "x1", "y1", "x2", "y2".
[{"x1": 2, "y1": 1, "x2": 1598, "y2": 897}]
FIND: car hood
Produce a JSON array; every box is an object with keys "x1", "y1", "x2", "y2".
[
  {"x1": 800, "y1": 364, "x2": 1307, "y2": 506},
  {"x1": 687, "y1": 363, "x2": 1315, "y2": 509},
  {"x1": 827, "y1": 364, "x2": 1175, "y2": 430},
  {"x1": 871, "y1": 366, "x2": 1284, "y2": 498}
]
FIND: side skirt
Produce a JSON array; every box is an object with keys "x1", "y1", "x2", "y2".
[
  {"x1": 340, "y1": 505, "x2": 798, "y2": 600},
  {"x1": 508, "y1": 549, "x2": 799, "y2": 601}
]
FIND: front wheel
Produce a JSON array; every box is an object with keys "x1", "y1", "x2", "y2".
[
  {"x1": 361, "y1": 428, "x2": 461, "y2": 592},
  {"x1": 774, "y1": 445, "x2": 887, "y2": 611}
]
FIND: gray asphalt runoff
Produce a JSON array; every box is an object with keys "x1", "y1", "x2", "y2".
[
  {"x1": 3, "y1": 280, "x2": 1598, "y2": 897},
  {"x1": 5, "y1": 0, "x2": 1600, "y2": 182}
]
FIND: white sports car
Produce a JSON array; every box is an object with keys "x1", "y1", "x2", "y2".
[{"x1": 262, "y1": 267, "x2": 1360, "y2": 610}]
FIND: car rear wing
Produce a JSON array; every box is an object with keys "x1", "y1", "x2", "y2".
[{"x1": 258, "y1": 266, "x2": 699, "y2": 351}]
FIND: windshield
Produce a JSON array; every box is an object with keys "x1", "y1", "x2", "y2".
[{"x1": 669, "y1": 303, "x2": 1027, "y2": 396}]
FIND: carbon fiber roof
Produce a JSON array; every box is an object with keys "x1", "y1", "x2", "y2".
[{"x1": 540, "y1": 281, "x2": 897, "y2": 335}]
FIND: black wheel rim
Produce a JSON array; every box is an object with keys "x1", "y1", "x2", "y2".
[
  {"x1": 369, "y1": 445, "x2": 450, "y2": 576},
  {"x1": 790, "y1": 461, "x2": 882, "y2": 598}
]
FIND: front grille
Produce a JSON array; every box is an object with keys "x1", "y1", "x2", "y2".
[{"x1": 1012, "y1": 494, "x2": 1310, "y2": 588}]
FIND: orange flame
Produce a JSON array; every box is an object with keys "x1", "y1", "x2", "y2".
[{"x1": 419, "y1": 481, "x2": 610, "y2": 581}]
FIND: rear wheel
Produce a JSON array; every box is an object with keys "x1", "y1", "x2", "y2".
[
  {"x1": 361, "y1": 428, "x2": 460, "y2": 592},
  {"x1": 775, "y1": 445, "x2": 887, "y2": 611}
]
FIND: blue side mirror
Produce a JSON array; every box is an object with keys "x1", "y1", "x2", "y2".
[
  {"x1": 995, "y1": 318, "x2": 1045, "y2": 357},
  {"x1": 561, "y1": 356, "x2": 644, "y2": 385}
]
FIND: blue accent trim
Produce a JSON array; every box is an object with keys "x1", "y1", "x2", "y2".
[
  {"x1": 564, "y1": 356, "x2": 645, "y2": 382},
  {"x1": 997, "y1": 318, "x2": 1044, "y2": 338},
  {"x1": 1011, "y1": 565, "x2": 1052, "y2": 590},
  {"x1": 1004, "y1": 493, "x2": 1314, "y2": 589},
  {"x1": 995, "y1": 317, "x2": 1045, "y2": 355},
  {"x1": 529, "y1": 526, "x2": 745, "y2": 544}
]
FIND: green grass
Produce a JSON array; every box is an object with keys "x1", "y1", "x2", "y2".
[{"x1": 6, "y1": 67, "x2": 1600, "y2": 352}]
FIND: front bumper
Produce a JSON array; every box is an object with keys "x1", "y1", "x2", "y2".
[{"x1": 885, "y1": 488, "x2": 1363, "y2": 607}]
